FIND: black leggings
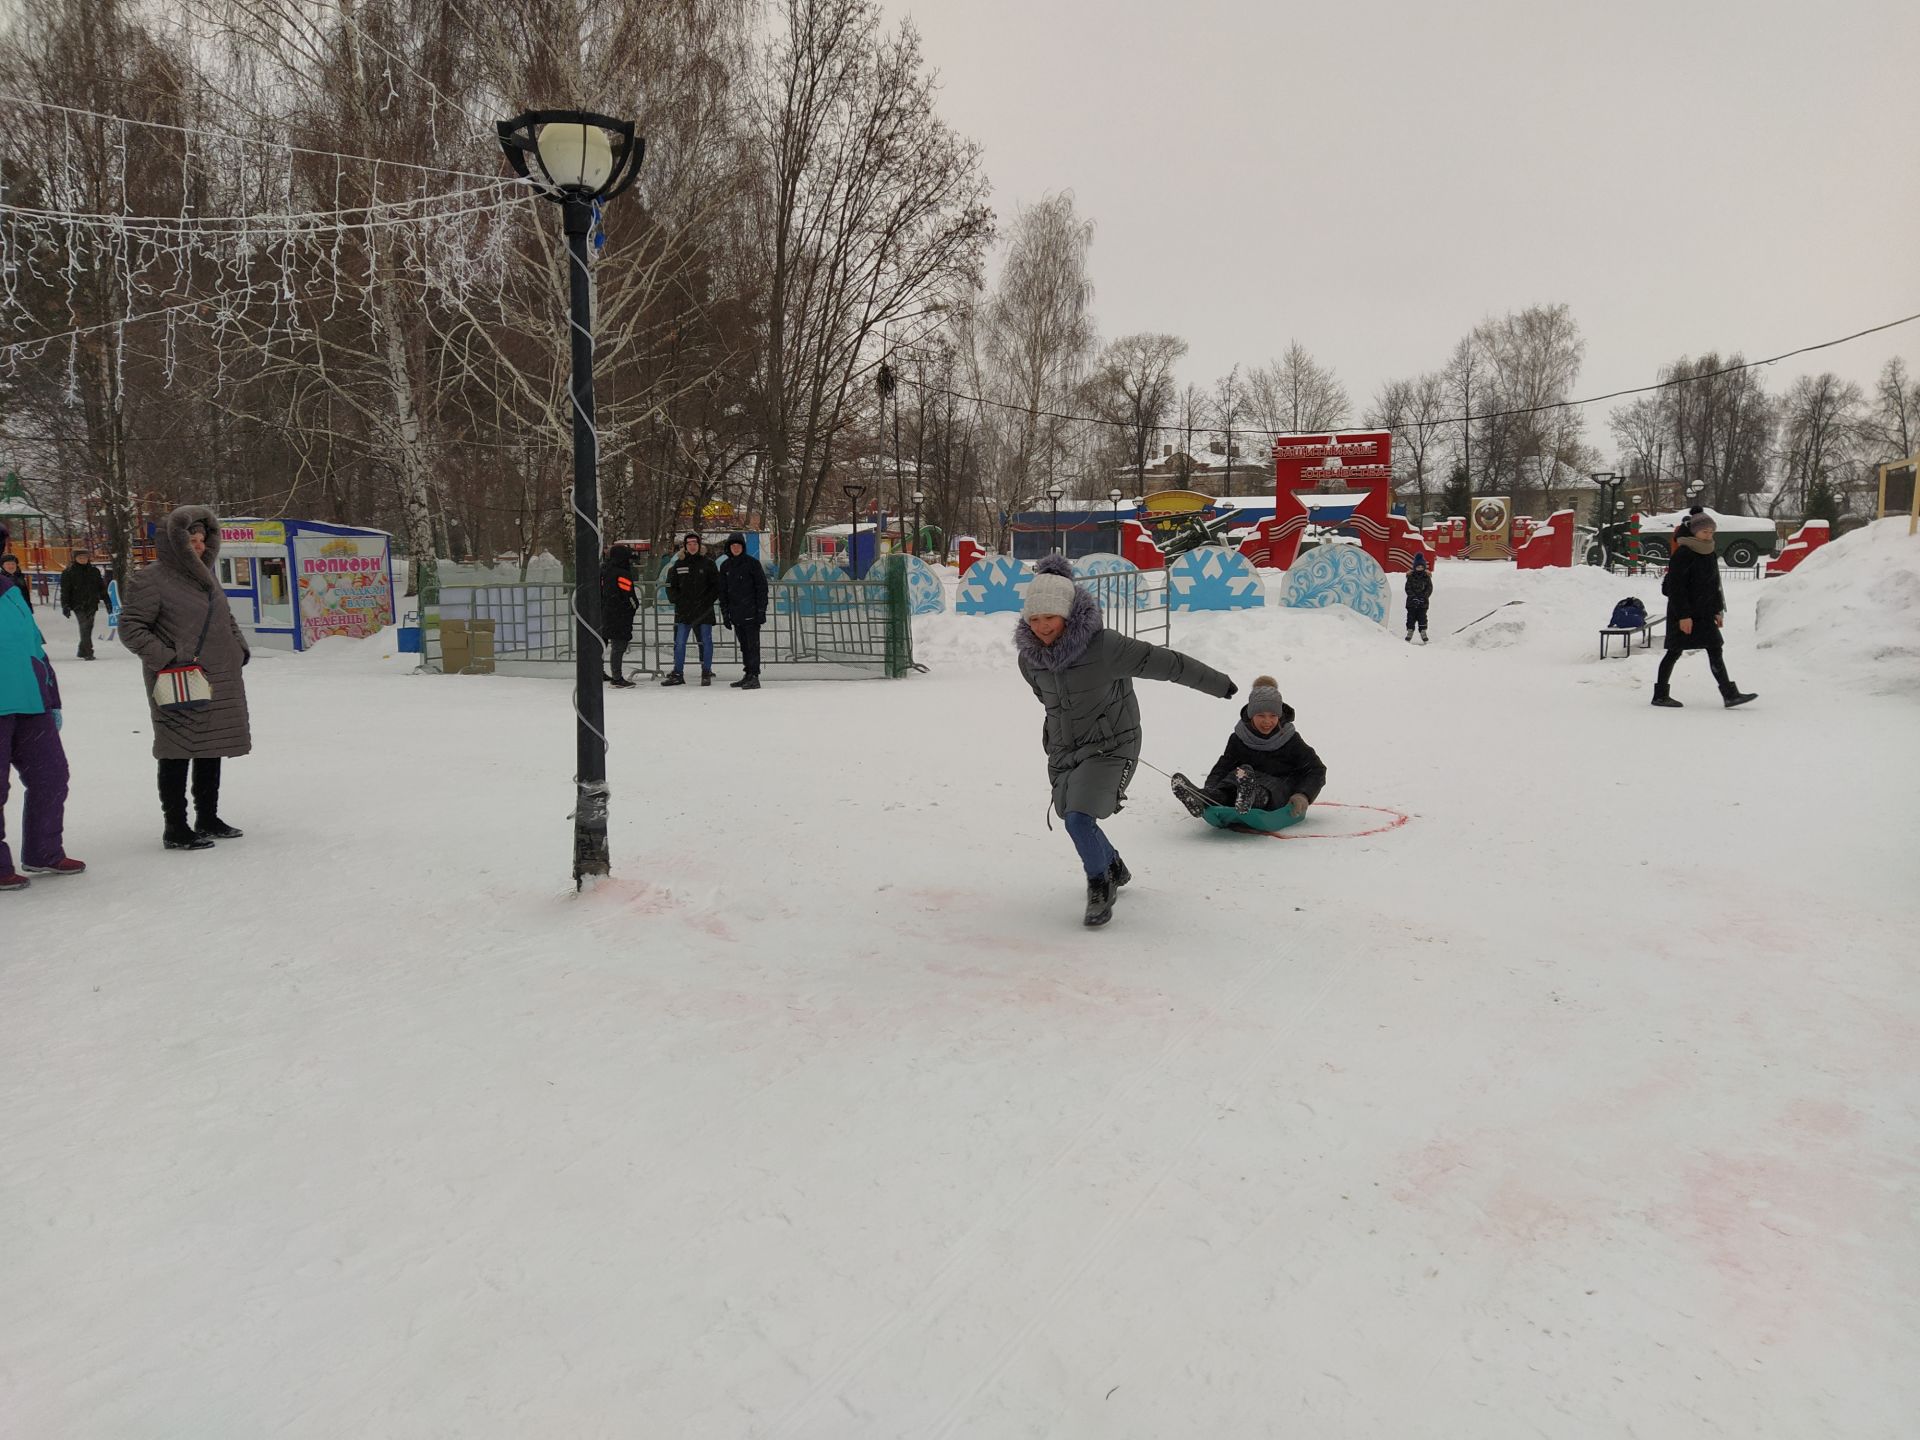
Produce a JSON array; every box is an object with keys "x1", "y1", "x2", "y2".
[
  {"x1": 1656, "y1": 643, "x2": 1730, "y2": 689},
  {"x1": 158, "y1": 757, "x2": 222, "y2": 825}
]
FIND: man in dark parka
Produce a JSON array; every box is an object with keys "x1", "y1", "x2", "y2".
[
  {"x1": 600, "y1": 543, "x2": 639, "y2": 687},
  {"x1": 59, "y1": 550, "x2": 108, "y2": 659},
  {"x1": 662, "y1": 532, "x2": 721, "y2": 687},
  {"x1": 718, "y1": 532, "x2": 770, "y2": 690}
]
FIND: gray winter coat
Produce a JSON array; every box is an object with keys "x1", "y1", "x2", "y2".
[
  {"x1": 1015, "y1": 560, "x2": 1233, "y2": 818},
  {"x1": 120, "y1": 506, "x2": 254, "y2": 760}
]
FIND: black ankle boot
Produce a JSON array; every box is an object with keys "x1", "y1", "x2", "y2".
[
  {"x1": 1651, "y1": 685, "x2": 1683, "y2": 708},
  {"x1": 1720, "y1": 684, "x2": 1757, "y2": 708},
  {"x1": 164, "y1": 821, "x2": 214, "y2": 851},
  {"x1": 196, "y1": 817, "x2": 244, "y2": 840},
  {"x1": 1107, "y1": 854, "x2": 1131, "y2": 890},
  {"x1": 1083, "y1": 873, "x2": 1115, "y2": 928}
]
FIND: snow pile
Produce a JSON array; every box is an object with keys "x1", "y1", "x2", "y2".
[{"x1": 1756, "y1": 519, "x2": 1920, "y2": 695}]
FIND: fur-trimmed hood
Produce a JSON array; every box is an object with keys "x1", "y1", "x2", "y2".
[
  {"x1": 1013, "y1": 554, "x2": 1104, "y2": 670},
  {"x1": 157, "y1": 505, "x2": 222, "y2": 591}
]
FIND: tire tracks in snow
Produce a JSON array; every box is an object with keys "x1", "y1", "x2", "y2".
[{"x1": 760, "y1": 942, "x2": 1345, "y2": 1439}]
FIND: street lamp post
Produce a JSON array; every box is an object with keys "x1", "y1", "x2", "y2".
[
  {"x1": 842, "y1": 483, "x2": 867, "y2": 578},
  {"x1": 497, "y1": 109, "x2": 643, "y2": 890},
  {"x1": 911, "y1": 488, "x2": 924, "y2": 558},
  {"x1": 1108, "y1": 486, "x2": 1123, "y2": 551},
  {"x1": 1047, "y1": 481, "x2": 1064, "y2": 557}
]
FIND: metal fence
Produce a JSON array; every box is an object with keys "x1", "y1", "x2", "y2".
[
  {"x1": 1075, "y1": 568, "x2": 1171, "y2": 646},
  {"x1": 426, "y1": 571, "x2": 914, "y2": 679}
]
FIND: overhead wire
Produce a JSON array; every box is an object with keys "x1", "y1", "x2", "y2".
[{"x1": 897, "y1": 309, "x2": 1920, "y2": 438}]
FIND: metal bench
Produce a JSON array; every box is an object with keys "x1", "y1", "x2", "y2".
[{"x1": 1599, "y1": 623, "x2": 1654, "y2": 659}]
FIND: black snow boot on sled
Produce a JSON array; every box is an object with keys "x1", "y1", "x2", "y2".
[
  {"x1": 1170, "y1": 772, "x2": 1211, "y2": 819},
  {"x1": 1083, "y1": 872, "x2": 1115, "y2": 928}
]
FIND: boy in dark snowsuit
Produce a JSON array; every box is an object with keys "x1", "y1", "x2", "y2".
[
  {"x1": 1171, "y1": 676, "x2": 1328, "y2": 821},
  {"x1": 1404, "y1": 553, "x2": 1433, "y2": 642},
  {"x1": 600, "y1": 543, "x2": 639, "y2": 687}
]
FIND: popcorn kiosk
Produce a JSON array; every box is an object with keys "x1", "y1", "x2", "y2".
[{"x1": 216, "y1": 518, "x2": 396, "y2": 652}]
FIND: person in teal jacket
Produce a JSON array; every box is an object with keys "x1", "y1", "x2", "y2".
[{"x1": 0, "y1": 523, "x2": 84, "y2": 887}]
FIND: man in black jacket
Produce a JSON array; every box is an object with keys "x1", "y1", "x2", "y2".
[
  {"x1": 717, "y1": 532, "x2": 770, "y2": 690},
  {"x1": 600, "y1": 543, "x2": 639, "y2": 687},
  {"x1": 58, "y1": 550, "x2": 109, "y2": 660},
  {"x1": 1404, "y1": 553, "x2": 1433, "y2": 643},
  {"x1": 662, "y1": 532, "x2": 721, "y2": 687},
  {"x1": 1653, "y1": 511, "x2": 1756, "y2": 709}
]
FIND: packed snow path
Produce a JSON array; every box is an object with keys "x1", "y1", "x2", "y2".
[{"x1": 4, "y1": 553, "x2": 1916, "y2": 1437}]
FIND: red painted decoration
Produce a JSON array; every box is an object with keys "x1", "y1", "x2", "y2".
[
  {"x1": 1254, "y1": 431, "x2": 1412, "y2": 572},
  {"x1": 1514, "y1": 509, "x2": 1576, "y2": 569},
  {"x1": 956, "y1": 537, "x2": 986, "y2": 578},
  {"x1": 1119, "y1": 520, "x2": 1167, "y2": 571},
  {"x1": 1766, "y1": 520, "x2": 1829, "y2": 575}
]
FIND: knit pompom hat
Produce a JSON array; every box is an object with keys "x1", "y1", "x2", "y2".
[
  {"x1": 1245, "y1": 675, "x2": 1284, "y2": 718},
  {"x1": 1023, "y1": 572, "x2": 1078, "y2": 620}
]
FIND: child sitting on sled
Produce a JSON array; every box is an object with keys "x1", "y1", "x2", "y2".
[{"x1": 1172, "y1": 676, "x2": 1328, "y2": 823}]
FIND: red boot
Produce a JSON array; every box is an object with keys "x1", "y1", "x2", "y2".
[
  {"x1": 24, "y1": 857, "x2": 87, "y2": 877},
  {"x1": 0, "y1": 871, "x2": 28, "y2": 892}
]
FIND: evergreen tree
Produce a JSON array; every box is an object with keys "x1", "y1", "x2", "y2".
[
  {"x1": 1440, "y1": 464, "x2": 1472, "y2": 518},
  {"x1": 1806, "y1": 476, "x2": 1842, "y2": 525}
]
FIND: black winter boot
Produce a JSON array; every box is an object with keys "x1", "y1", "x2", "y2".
[
  {"x1": 1231, "y1": 767, "x2": 1272, "y2": 815},
  {"x1": 1651, "y1": 685, "x2": 1683, "y2": 708},
  {"x1": 192, "y1": 759, "x2": 241, "y2": 839},
  {"x1": 1108, "y1": 854, "x2": 1131, "y2": 890},
  {"x1": 164, "y1": 823, "x2": 214, "y2": 851},
  {"x1": 1083, "y1": 872, "x2": 1115, "y2": 928},
  {"x1": 740, "y1": 676, "x2": 761, "y2": 690},
  {"x1": 660, "y1": 672, "x2": 685, "y2": 687},
  {"x1": 1170, "y1": 772, "x2": 1211, "y2": 819},
  {"x1": 1720, "y1": 683, "x2": 1757, "y2": 708},
  {"x1": 701, "y1": 671, "x2": 714, "y2": 687}
]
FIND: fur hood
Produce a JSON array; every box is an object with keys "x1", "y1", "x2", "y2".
[
  {"x1": 1013, "y1": 554, "x2": 1104, "y2": 670},
  {"x1": 157, "y1": 505, "x2": 222, "y2": 591}
]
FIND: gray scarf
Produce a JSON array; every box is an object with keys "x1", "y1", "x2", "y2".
[{"x1": 1234, "y1": 716, "x2": 1296, "y2": 751}]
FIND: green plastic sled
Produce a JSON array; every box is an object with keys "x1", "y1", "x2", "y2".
[{"x1": 1202, "y1": 804, "x2": 1305, "y2": 835}]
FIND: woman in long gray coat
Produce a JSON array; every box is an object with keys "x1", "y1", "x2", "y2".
[
  {"x1": 1015, "y1": 554, "x2": 1236, "y2": 927},
  {"x1": 119, "y1": 506, "x2": 252, "y2": 850}
]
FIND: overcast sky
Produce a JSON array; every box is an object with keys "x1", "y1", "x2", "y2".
[{"x1": 882, "y1": 0, "x2": 1920, "y2": 445}]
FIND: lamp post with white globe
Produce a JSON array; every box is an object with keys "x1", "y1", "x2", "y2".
[{"x1": 497, "y1": 111, "x2": 644, "y2": 888}]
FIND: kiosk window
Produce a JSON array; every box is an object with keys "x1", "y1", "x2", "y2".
[{"x1": 233, "y1": 557, "x2": 253, "y2": 586}]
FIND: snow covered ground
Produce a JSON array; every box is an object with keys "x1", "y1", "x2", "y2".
[{"x1": 5, "y1": 530, "x2": 1918, "y2": 1438}]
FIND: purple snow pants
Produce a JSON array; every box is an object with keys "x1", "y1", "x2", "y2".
[{"x1": 0, "y1": 712, "x2": 69, "y2": 874}]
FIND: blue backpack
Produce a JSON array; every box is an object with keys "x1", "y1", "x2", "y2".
[{"x1": 1609, "y1": 597, "x2": 1647, "y2": 629}]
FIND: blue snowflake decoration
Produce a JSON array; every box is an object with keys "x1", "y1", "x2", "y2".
[
  {"x1": 775, "y1": 558, "x2": 857, "y2": 616},
  {"x1": 956, "y1": 555, "x2": 1033, "y2": 615},
  {"x1": 1278, "y1": 543, "x2": 1389, "y2": 624},
  {"x1": 881, "y1": 553, "x2": 947, "y2": 615},
  {"x1": 1072, "y1": 552, "x2": 1153, "y2": 613},
  {"x1": 1168, "y1": 546, "x2": 1266, "y2": 612}
]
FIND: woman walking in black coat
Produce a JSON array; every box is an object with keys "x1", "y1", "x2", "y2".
[{"x1": 1653, "y1": 510, "x2": 1756, "y2": 709}]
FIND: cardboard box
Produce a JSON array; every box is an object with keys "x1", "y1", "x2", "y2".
[{"x1": 439, "y1": 618, "x2": 496, "y2": 674}]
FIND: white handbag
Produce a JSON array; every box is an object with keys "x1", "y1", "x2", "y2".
[{"x1": 151, "y1": 598, "x2": 216, "y2": 712}]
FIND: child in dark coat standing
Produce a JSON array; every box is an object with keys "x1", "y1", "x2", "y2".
[
  {"x1": 1653, "y1": 509, "x2": 1757, "y2": 709},
  {"x1": 1172, "y1": 677, "x2": 1328, "y2": 820},
  {"x1": 1404, "y1": 553, "x2": 1433, "y2": 642}
]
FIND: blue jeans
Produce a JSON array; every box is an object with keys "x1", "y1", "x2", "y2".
[
  {"x1": 673, "y1": 623, "x2": 713, "y2": 676},
  {"x1": 1063, "y1": 811, "x2": 1115, "y2": 879}
]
